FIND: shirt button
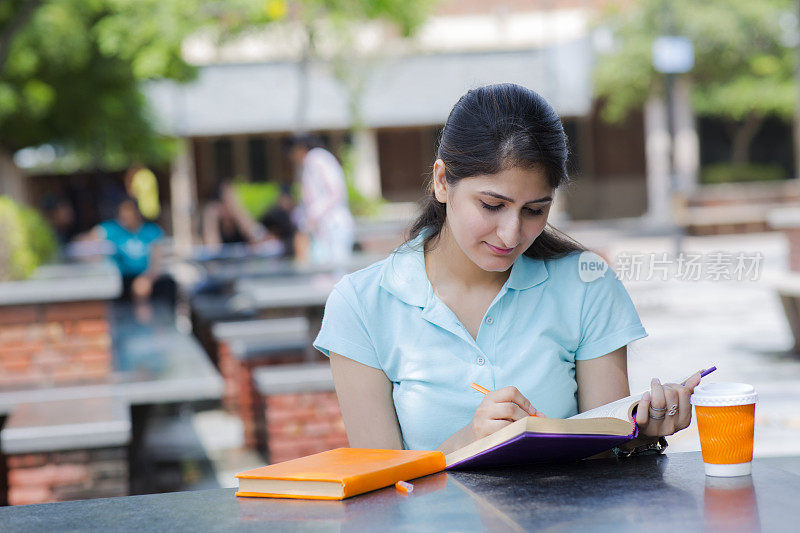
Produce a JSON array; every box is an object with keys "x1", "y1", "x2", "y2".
[
  {"x1": 485, "y1": 316, "x2": 494, "y2": 325},
  {"x1": 476, "y1": 356, "x2": 486, "y2": 366}
]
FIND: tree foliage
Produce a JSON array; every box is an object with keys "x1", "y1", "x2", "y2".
[
  {"x1": 594, "y1": 0, "x2": 797, "y2": 124},
  {"x1": 0, "y1": 0, "x2": 285, "y2": 169},
  {"x1": 303, "y1": 0, "x2": 433, "y2": 38},
  {"x1": 0, "y1": 0, "x2": 436, "y2": 172},
  {"x1": 0, "y1": 195, "x2": 56, "y2": 281}
]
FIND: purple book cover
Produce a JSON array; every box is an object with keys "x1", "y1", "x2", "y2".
[{"x1": 446, "y1": 428, "x2": 638, "y2": 470}]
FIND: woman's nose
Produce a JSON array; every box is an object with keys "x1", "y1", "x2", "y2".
[{"x1": 496, "y1": 214, "x2": 521, "y2": 247}]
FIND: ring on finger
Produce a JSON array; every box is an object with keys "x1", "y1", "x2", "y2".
[
  {"x1": 649, "y1": 405, "x2": 667, "y2": 412},
  {"x1": 649, "y1": 406, "x2": 666, "y2": 420},
  {"x1": 667, "y1": 404, "x2": 678, "y2": 416}
]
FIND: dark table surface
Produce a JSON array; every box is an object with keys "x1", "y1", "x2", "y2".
[
  {"x1": 1, "y1": 451, "x2": 795, "y2": 532},
  {"x1": 0, "y1": 302, "x2": 223, "y2": 414}
]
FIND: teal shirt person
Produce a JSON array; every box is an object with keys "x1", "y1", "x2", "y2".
[
  {"x1": 99, "y1": 219, "x2": 163, "y2": 278},
  {"x1": 313, "y1": 232, "x2": 648, "y2": 451}
]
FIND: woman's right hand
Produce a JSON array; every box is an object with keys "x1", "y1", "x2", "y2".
[{"x1": 470, "y1": 386, "x2": 545, "y2": 441}]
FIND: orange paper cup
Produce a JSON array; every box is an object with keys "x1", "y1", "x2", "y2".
[{"x1": 691, "y1": 383, "x2": 757, "y2": 477}]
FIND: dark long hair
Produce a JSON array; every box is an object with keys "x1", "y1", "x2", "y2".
[{"x1": 407, "y1": 83, "x2": 586, "y2": 260}]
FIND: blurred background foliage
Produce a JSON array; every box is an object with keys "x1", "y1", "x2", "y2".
[
  {"x1": 0, "y1": 195, "x2": 56, "y2": 281},
  {"x1": 0, "y1": 0, "x2": 434, "y2": 175},
  {"x1": 594, "y1": 0, "x2": 797, "y2": 167},
  {"x1": 232, "y1": 173, "x2": 382, "y2": 219},
  {"x1": 339, "y1": 143, "x2": 384, "y2": 217},
  {"x1": 701, "y1": 162, "x2": 787, "y2": 184},
  {"x1": 232, "y1": 181, "x2": 281, "y2": 219},
  {"x1": 0, "y1": 0, "x2": 287, "y2": 171}
]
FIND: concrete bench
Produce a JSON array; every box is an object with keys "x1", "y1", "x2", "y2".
[
  {"x1": 675, "y1": 204, "x2": 778, "y2": 236},
  {"x1": 0, "y1": 302, "x2": 224, "y2": 505},
  {"x1": 211, "y1": 318, "x2": 314, "y2": 447},
  {"x1": 212, "y1": 316, "x2": 310, "y2": 358},
  {"x1": 674, "y1": 181, "x2": 800, "y2": 236},
  {"x1": 0, "y1": 396, "x2": 130, "y2": 506},
  {"x1": 253, "y1": 363, "x2": 348, "y2": 463},
  {"x1": 767, "y1": 272, "x2": 800, "y2": 354},
  {"x1": 766, "y1": 207, "x2": 800, "y2": 354}
]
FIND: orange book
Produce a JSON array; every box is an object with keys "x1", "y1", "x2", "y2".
[{"x1": 235, "y1": 448, "x2": 446, "y2": 500}]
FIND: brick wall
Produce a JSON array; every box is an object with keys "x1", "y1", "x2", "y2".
[
  {"x1": 0, "y1": 300, "x2": 112, "y2": 388},
  {"x1": 217, "y1": 341, "x2": 311, "y2": 449},
  {"x1": 5, "y1": 447, "x2": 128, "y2": 506},
  {"x1": 264, "y1": 392, "x2": 348, "y2": 464}
]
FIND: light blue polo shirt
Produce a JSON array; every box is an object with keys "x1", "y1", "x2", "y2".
[{"x1": 313, "y1": 232, "x2": 648, "y2": 451}]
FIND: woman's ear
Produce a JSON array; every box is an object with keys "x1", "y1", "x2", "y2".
[{"x1": 432, "y1": 159, "x2": 448, "y2": 203}]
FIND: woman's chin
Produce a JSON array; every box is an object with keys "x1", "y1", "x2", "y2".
[{"x1": 476, "y1": 254, "x2": 515, "y2": 272}]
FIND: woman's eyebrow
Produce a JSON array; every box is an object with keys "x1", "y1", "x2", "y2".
[{"x1": 480, "y1": 191, "x2": 553, "y2": 204}]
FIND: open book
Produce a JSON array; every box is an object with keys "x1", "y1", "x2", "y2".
[
  {"x1": 444, "y1": 367, "x2": 713, "y2": 469},
  {"x1": 444, "y1": 392, "x2": 643, "y2": 469}
]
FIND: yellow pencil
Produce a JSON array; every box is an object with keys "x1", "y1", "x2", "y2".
[{"x1": 470, "y1": 382, "x2": 490, "y2": 395}]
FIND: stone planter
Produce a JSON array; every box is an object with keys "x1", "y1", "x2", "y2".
[{"x1": 0, "y1": 262, "x2": 121, "y2": 388}]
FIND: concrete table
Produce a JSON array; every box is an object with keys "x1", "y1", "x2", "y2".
[
  {"x1": 0, "y1": 261, "x2": 120, "y2": 307},
  {"x1": 186, "y1": 252, "x2": 385, "y2": 289},
  {"x1": 2, "y1": 452, "x2": 796, "y2": 532},
  {"x1": 234, "y1": 274, "x2": 340, "y2": 311},
  {"x1": 0, "y1": 304, "x2": 224, "y2": 414}
]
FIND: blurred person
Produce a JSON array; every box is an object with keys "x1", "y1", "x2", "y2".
[
  {"x1": 83, "y1": 196, "x2": 173, "y2": 303},
  {"x1": 202, "y1": 180, "x2": 270, "y2": 249},
  {"x1": 124, "y1": 165, "x2": 161, "y2": 220},
  {"x1": 288, "y1": 134, "x2": 355, "y2": 266},
  {"x1": 42, "y1": 196, "x2": 78, "y2": 247},
  {"x1": 259, "y1": 184, "x2": 298, "y2": 257}
]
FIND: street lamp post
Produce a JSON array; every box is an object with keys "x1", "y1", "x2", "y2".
[{"x1": 652, "y1": 34, "x2": 694, "y2": 256}]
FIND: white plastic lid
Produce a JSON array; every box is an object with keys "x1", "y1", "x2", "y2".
[{"x1": 690, "y1": 382, "x2": 757, "y2": 406}]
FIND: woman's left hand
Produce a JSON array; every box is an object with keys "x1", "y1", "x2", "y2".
[{"x1": 635, "y1": 372, "x2": 703, "y2": 437}]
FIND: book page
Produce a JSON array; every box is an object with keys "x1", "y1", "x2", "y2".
[{"x1": 567, "y1": 392, "x2": 643, "y2": 422}]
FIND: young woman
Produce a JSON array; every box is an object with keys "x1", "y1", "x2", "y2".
[{"x1": 313, "y1": 84, "x2": 702, "y2": 454}]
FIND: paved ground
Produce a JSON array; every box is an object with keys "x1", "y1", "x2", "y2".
[
  {"x1": 570, "y1": 224, "x2": 800, "y2": 457},
  {"x1": 193, "y1": 224, "x2": 800, "y2": 488}
]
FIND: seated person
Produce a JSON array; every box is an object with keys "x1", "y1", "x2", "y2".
[
  {"x1": 42, "y1": 196, "x2": 78, "y2": 248},
  {"x1": 202, "y1": 180, "x2": 269, "y2": 249},
  {"x1": 85, "y1": 196, "x2": 172, "y2": 303},
  {"x1": 259, "y1": 185, "x2": 298, "y2": 257}
]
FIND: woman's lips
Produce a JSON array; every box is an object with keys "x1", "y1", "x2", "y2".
[{"x1": 485, "y1": 242, "x2": 514, "y2": 255}]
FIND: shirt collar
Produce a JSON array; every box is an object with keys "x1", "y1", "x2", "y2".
[{"x1": 380, "y1": 229, "x2": 549, "y2": 307}]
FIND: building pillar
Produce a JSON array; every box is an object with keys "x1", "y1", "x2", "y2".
[
  {"x1": 353, "y1": 129, "x2": 382, "y2": 199},
  {"x1": 644, "y1": 94, "x2": 673, "y2": 226},
  {"x1": 170, "y1": 140, "x2": 198, "y2": 257},
  {"x1": 673, "y1": 77, "x2": 700, "y2": 194}
]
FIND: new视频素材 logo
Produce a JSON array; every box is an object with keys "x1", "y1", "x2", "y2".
[{"x1": 578, "y1": 251, "x2": 610, "y2": 283}]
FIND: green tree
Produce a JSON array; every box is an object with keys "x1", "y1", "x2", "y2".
[
  {"x1": 0, "y1": 0, "x2": 285, "y2": 158},
  {"x1": 594, "y1": 0, "x2": 797, "y2": 166},
  {"x1": 0, "y1": 0, "x2": 284, "y2": 197},
  {"x1": 289, "y1": 0, "x2": 435, "y2": 129},
  {"x1": 0, "y1": 0, "x2": 435, "y2": 203}
]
